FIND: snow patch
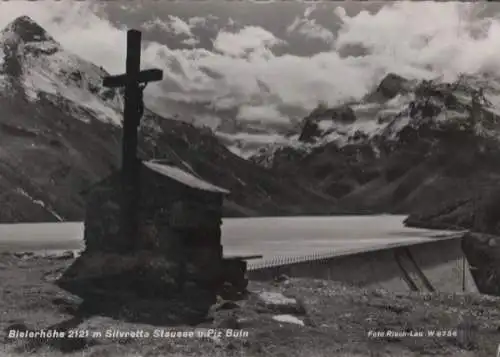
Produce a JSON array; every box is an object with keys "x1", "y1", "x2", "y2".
[
  {"x1": 16, "y1": 188, "x2": 63, "y2": 221},
  {"x1": 315, "y1": 117, "x2": 386, "y2": 148},
  {"x1": 226, "y1": 145, "x2": 253, "y2": 159},
  {"x1": 217, "y1": 131, "x2": 293, "y2": 158},
  {"x1": 384, "y1": 115, "x2": 412, "y2": 140},
  {"x1": 316, "y1": 120, "x2": 337, "y2": 132},
  {"x1": 216, "y1": 132, "x2": 291, "y2": 146},
  {"x1": 272, "y1": 314, "x2": 305, "y2": 326},
  {"x1": 18, "y1": 41, "x2": 123, "y2": 125},
  {"x1": 0, "y1": 46, "x2": 4, "y2": 67},
  {"x1": 144, "y1": 161, "x2": 230, "y2": 194},
  {"x1": 22, "y1": 65, "x2": 58, "y2": 99},
  {"x1": 237, "y1": 105, "x2": 289, "y2": 124},
  {"x1": 0, "y1": 46, "x2": 5, "y2": 89},
  {"x1": 192, "y1": 114, "x2": 222, "y2": 130}
]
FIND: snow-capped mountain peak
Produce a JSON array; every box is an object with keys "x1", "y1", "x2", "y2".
[
  {"x1": 1, "y1": 15, "x2": 58, "y2": 45},
  {"x1": 250, "y1": 73, "x2": 500, "y2": 169},
  {"x1": 0, "y1": 16, "x2": 124, "y2": 126}
]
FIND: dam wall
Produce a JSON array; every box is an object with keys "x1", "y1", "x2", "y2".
[{"x1": 247, "y1": 237, "x2": 477, "y2": 293}]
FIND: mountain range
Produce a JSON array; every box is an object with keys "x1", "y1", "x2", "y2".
[
  {"x1": 251, "y1": 71, "x2": 500, "y2": 233},
  {"x1": 1, "y1": 15, "x2": 500, "y2": 235},
  {"x1": 0, "y1": 16, "x2": 337, "y2": 222}
]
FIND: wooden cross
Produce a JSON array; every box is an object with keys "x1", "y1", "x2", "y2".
[{"x1": 103, "y1": 29, "x2": 163, "y2": 251}]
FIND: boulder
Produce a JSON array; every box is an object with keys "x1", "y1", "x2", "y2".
[
  {"x1": 272, "y1": 314, "x2": 305, "y2": 326},
  {"x1": 255, "y1": 291, "x2": 306, "y2": 315},
  {"x1": 48, "y1": 250, "x2": 75, "y2": 260},
  {"x1": 462, "y1": 232, "x2": 500, "y2": 296}
]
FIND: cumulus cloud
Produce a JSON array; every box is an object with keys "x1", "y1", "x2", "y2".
[
  {"x1": 166, "y1": 15, "x2": 194, "y2": 37},
  {"x1": 188, "y1": 16, "x2": 207, "y2": 28},
  {"x1": 287, "y1": 5, "x2": 335, "y2": 43},
  {"x1": 304, "y1": 4, "x2": 317, "y2": 19},
  {"x1": 142, "y1": 16, "x2": 194, "y2": 37},
  {"x1": 188, "y1": 15, "x2": 218, "y2": 28},
  {"x1": 2, "y1": 1, "x2": 500, "y2": 125},
  {"x1": 212, "y1": 26, "x2": 284, "y2": 57},
  {"x1": 181, "y1": 38, "x2": 200, "y2": 47},
  {"x1": 334, "y1": 3, "x2": 500, "y2": 81},
  {"x1": 287, "y1": 17, "x2": 335, "y2": 43}
]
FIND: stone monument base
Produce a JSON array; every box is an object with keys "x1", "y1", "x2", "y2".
[{"x1": 57, "y1": 251, "x2": 217, "y2": 325}]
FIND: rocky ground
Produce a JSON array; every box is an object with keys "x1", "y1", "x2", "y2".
[{"x1": 1, "y1": 252, "x2": 500, "y2": 357}]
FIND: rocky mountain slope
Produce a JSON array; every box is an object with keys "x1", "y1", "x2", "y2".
[
  {"x1": 251, "y1": 72, "x2": 500, "y2": 221},
  {"x1": 3, "y1": 15, "x2": 500, "y2": 228},
  {"x1": 0, "y1": 16, "x2": 337, "y2": 222}
]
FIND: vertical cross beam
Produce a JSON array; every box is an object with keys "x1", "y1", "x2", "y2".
[
  {"x1": 122, "y1": 30, "x2": 141, "y2": 176},
  {"x1": 121, "y1": 30, "x2": 141, "y2": 252},
  {"x1": 103, "y1": 30, "x2": 162, "y2": 252}
]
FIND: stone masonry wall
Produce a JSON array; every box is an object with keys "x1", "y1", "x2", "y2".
[
  {"x1": 83, "y1": 180, "x2": 122, "y2": 253},
  {"x1": 78, "y1": 165, "x2": 227, "y2": 305}
]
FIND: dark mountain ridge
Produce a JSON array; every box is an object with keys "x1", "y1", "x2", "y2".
[{"x1": 253, "y1": 72, "x2": 500, "y2": 228}]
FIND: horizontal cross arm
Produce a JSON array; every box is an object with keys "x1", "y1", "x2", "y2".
[{"x1": 103, "y1": 68, "x2": 164, "y2": 88}]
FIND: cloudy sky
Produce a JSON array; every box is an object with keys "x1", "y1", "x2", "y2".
[{"x1": 1, "y1": 1, "x2": 500, "y2": 128}]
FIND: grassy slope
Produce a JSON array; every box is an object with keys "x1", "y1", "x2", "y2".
[{"x1": 1, "y1": 254, "x2": 499, "y2": 357}]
